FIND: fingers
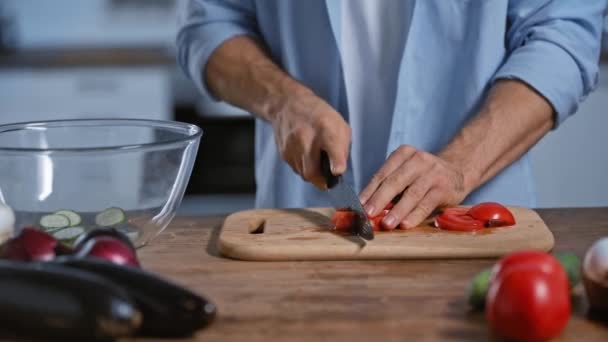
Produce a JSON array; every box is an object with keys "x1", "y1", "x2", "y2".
[
  {"x1": 360, "y1": 145, "x2": 470, "y2": 230},
  {"x1": 320, "y1": 118, "x2": 351, "y2": 176},
  {"x1": 301, "y1": 147, "x2": 326, "y2": 189},
  {"x1": 381, "y1": 173, "x2": 434, "y2": 229},
  {"x1": 360, "y1": 145, "x2": 417, "y2": 205},
  {"x1": 399, "y1": 189, "x2": 443, "y2": 229},
  {"x1": 276, "y1": 97, "x2": 351, "y2": 189}
]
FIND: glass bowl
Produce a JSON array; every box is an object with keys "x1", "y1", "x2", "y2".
[{"x1": 0, "y1": 119, "x2": 202, "y2": 248}]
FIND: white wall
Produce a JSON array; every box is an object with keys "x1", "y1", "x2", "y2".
[
  {"x1": 3, "y1": 0, "x2": 177, "y2": 49},
  {"x1": 530, "y1": 65, "x2": 608, "y2": 208}
]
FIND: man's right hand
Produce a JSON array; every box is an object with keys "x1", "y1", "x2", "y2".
[
  {"x1": 270, "y1": 90, "x2": 351, "y2": 189},
  {"x1": 204, "y1": 36, "x2": 351, "y2": 189}
]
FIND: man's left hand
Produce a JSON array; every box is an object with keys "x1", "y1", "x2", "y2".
[{"x1": 359, "y1": 145, "x2": 471, "y2": 230}]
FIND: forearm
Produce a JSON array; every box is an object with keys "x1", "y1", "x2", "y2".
[
  {"x1": 205, "y1": 36, "x2": 313, "y2": 122},
  {"x1": 439, "y1": 80, "x2": 554, "y2": 194}
]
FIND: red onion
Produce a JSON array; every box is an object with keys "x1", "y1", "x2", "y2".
[
  {"x1": 1, "y1": 226, "x2": 58, "y2": 261},
  {"x1": 75, "y1": 236, "x2": 140, "y2": 267}
]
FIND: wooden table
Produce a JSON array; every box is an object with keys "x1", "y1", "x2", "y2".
[{"x1": 130, "y1": 208, "x2": 608, "y2": 342}]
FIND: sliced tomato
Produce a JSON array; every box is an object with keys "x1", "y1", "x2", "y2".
[
  {"x1": 370, "y1": 209, "x2": 392, "y2": 231},
  {"x1": 331, "y1": 210, "x2": 355, "y2": 232},
  {"x1": 468, "y1": 202, "x2": 515, "y2": 227},
  {"x1": 434, "y1": 212, "x2": 485, "y2": 231},
  {"x1": 331, "y1": 208, "x2": 392, "y2": 232}
]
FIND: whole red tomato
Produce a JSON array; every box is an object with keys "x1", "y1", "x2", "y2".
[
  {"x1": 486, "y1": 251, "x2": 571, "y2": 342},
  {"x1": 490, "y1": 250, "x2": 564, "y2": 284},
  {"x1": 486, "y1": 269, "x2": 571, "y2": 342}
]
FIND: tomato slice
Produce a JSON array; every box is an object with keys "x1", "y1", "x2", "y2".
[
  {"x1": 434, "y1": 212, "x2": 485, "y2": 231},
  {"x1": 468, "y1": 202, "x2": 515, "y2": 227},
  {"x1": 331, "y1": 208, "x2": 392, "y2": 232},
  {"x1": 370, "y1": 209, "x2": 392, "y2": 231},
  {"x1": 331, "y1": 210, "x2": 355, "y2": 232}
]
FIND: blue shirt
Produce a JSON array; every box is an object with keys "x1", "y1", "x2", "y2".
[{"x1": 177, "y1": 0, "x2": 605, "y2": 209}]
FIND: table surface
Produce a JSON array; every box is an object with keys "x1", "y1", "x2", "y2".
[{"x1": 127, "y1": 208, "x2": 608, "y2": 342}]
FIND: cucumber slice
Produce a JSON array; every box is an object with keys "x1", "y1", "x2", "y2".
[
  {"x1": 53, "y1": 210, "x2": 82, "y2": 227},
  {"x1": 52, "y1": 226, "x2": 85, "y2": 246},
  {"x1": 40, "y1": 214, "x2": 70, "y2": 231},
  {"x1": 95, "y1": 208, "x2": 127, "y2": 227}
]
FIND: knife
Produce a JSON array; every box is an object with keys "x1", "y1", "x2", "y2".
[{"x1": 321, "y1": 151, "x2": 374, "y2": 241}]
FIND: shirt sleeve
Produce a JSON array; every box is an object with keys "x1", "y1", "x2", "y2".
[
  {"x1": 176, "y1": 0, "x2": 259, "y2": 102},
  {"x1": 492, "y1": 0, "x2": 606, "y2": 128}
]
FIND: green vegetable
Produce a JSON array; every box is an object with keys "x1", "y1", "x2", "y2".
[
  {"x1": 52, "y1": 226, "x2": 86, "y2": 246},
  {"x1": 467, "y1": 267, "x2": 492, "y2": 310},
  {"x1": 39, "y1": 214, "x2": 70, "y2": 231},
  {"x1": 53, "y1": 210, "x2": 82, "y2": 227},
  {"x1": 95, "y1": 207, "x2": 127, "y2": 227},
  {"x1": 556, "y1": 252, "x2": 581, "y2": 289}
]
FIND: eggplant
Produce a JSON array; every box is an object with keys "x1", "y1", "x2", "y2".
[
  {"x1": 55, "y1": 257, "x2": 217, "y2": 337},
  {"x1": 0, "y1": 260, "x2": 141, "y2": 340}
]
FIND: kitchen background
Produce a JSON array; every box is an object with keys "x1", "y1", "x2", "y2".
[{"x1": 0, "y1": 0, "x2": 607, "y2": 215}]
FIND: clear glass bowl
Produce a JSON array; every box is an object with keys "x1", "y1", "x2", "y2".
[{"x1": 0, "y1": 119, "x2": 202, "y2": 248}]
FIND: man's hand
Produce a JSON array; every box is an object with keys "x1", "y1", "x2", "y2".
[
  {"x1": 204, "y1": 36, "x2": 350, "y2": 188},
  {"x1": 360, "y1": 80, "x2": 554, "y2": 230},
  {"x1": 359, "y1": 145, "x2": 469, "y2": 230},
  {"x1": 271, "y1": 91, "x2": 351, "y2": 189}
]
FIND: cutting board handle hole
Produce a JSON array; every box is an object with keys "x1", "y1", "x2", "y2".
[{"x1": 248, "y1": 219, "x2": 266, "y2": 234}]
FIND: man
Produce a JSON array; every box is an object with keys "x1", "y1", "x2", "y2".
[{"x1": 177, "y1": 0, "x2": 605, "y2": 229}]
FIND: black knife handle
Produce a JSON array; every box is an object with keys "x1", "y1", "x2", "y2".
[{"x1": 320, "y1": 150, "x2": 339, "y2": 189}]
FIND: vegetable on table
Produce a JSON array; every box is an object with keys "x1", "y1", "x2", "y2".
[
  {"x1": 470, "y1": 251, "x2": 572, "y2": 342},
  {"x1": 1, "y1": 226, "x2": 59, "y2": 262},
  {"x1": 75, "y1": 235, "x2": 140, "y2": 267},
  {"x1": 0, "y1": 260, "x2": 141, "y2": 340},
  {"x1": 467, "y1": 252, "x2": 581, "y2": 312},
  {"x1": 467, "y1": 267, "x2": 492, "y2": 310},
  {"x1": 56, "y1": 257, "x2": 217, "y2": 337},
  {"x1": 582, "y1": 237, "x2": 608, "y2": 316}
]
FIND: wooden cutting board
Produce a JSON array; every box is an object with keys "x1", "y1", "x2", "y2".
[{"x1": 218, "y1": 207, "x2": 555, "y2": 261}]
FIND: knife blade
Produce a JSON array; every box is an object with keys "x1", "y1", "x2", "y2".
[{"x1": 320, "y1": 151, "x2": 374, "y2": 241}]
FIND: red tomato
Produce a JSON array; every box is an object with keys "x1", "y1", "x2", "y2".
[
  {"x1": 331, "y1": 206, "x2": 393, "y2": 232},
  {"x1": 468, "y1": 202, "x2": 515, "y2": 227},
  {"x1": 434, "y1": 212, "x2": 485, "y2": 231},
  {"x1": 486, "y1": 269, "x2": 571, "y2": 342},
  {"x1": 370, "y1": 209, "x2": 392, "y2": 231},
  {"x1": 490, "y1": 250, "x2": 565, "y2": 284},
  {"x1": 330, "y1": 210, "x2": 355, "y2": 232}
]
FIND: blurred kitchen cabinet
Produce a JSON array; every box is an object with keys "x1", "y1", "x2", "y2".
[{"x1": 0, "y1": 66, "x2": 171, "y2": 123}]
